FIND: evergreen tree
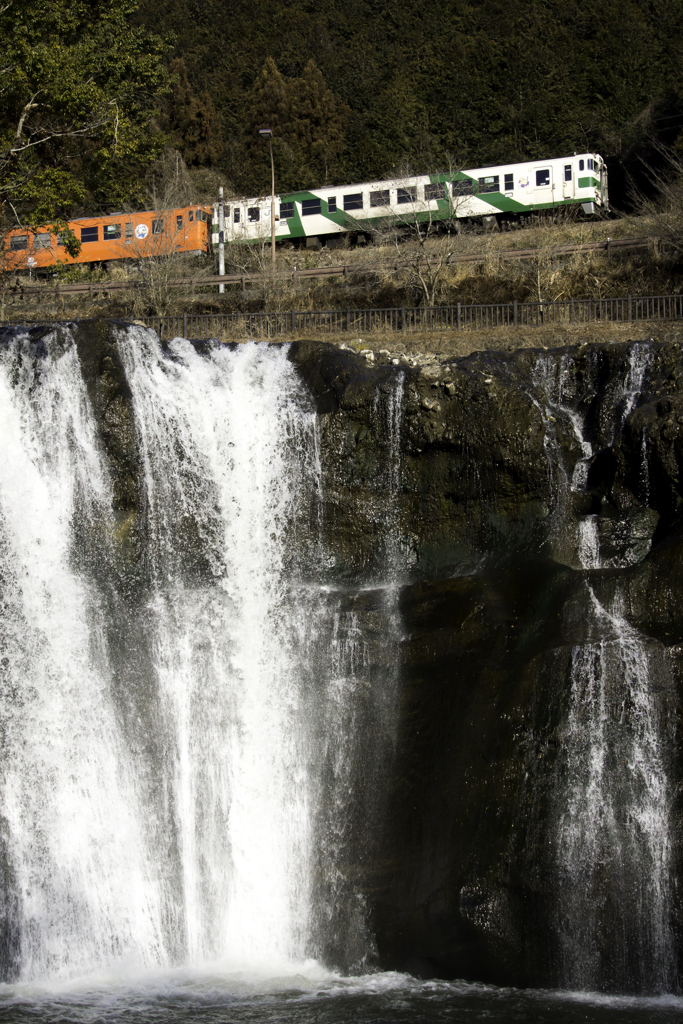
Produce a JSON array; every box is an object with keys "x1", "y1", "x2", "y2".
[
  {"x1": 288, "y1": 61, "x2": 348, "y2": 186},
  {"x1": 162, "y1": 59, "x2": 223, "y2": 167},
  {"x1": 0, "y1": 0, "x2": 172, "y2": 225},
  {"x1": 242, "y1": 58, "x2": 348, "y2": 193}
]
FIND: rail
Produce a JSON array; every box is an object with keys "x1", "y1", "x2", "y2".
[
  {"x1": 1, "y1": 236, "x2": 655, "y2": 296},
  {"x1": 135, "y1": 294, "x2": 683, "y2": 341}
]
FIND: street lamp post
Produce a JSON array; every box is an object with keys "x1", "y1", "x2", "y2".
[
  {"x1": 218, "y1": 185, "x2": 225, "y2": 294},
  {"x1": 259, "y1": 128, "x2": 276, "y2": 267}
]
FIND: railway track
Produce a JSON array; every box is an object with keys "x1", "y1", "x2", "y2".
[{"x1": 4, "y1": 235, "x2": 653, "y2": 297}]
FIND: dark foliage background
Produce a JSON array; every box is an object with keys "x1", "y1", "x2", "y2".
[
  {"x1": 1, "y1": 0, "x2": 682, "y2": 221},
  {"x1": 134, "y1": 0, "x2": 683, "y2": 207}
]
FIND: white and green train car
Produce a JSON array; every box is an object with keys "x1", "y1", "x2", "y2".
[{"x1": 212, "y1": 152, "x2": 608, "y2": 249}]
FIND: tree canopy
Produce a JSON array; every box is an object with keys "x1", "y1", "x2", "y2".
[
  {"x1": 134, "y1": 0, "x2": 683, "y2": 205},
  {"x1": 0, "y1": 0, "x2": 171, "y2": 227},
  {"x1": 243, "y1": 58, "x2": 349, "y2": 192},
  {"x1": 3, "y1": 0, "x2": 682, "y2": 220}
]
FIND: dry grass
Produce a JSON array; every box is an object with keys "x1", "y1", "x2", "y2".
[
  {"x1": 209, "y1": 320, "x2": 683, "y2": 359},
  {"x1": 1, "y1": 213, "x2": 680, "y2": 324}
]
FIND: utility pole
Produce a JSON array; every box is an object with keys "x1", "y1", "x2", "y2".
[
  {"x1": 218, "y1": 185, "x2": 225, "y2": 294},
  {"x1": 259, "y1": 128, "x2": 276, "y2": 267}
]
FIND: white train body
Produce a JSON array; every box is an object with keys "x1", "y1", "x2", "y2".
[{"x1": 213, "y1": 152, "x2": 608, "y2": 247}]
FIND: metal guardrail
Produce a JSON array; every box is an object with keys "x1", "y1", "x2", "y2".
[
  {"x1": 140, "y1": 294, "x2": 683, "y2": 341},
  {"x1": 0, "y1": 236, "x2": 654, "y2": 297}
]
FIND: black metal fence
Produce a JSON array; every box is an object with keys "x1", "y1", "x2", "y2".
[{"x1": 142, "y1": 294, "x2": 683, "y2": 341}]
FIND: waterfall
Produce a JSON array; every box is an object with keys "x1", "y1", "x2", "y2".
[
  {"x1": 0, "y1": 330, "x2": 167, "y2": 980},
  {"x1": 554, "y1": 589, "x2": 674, "y2": 993},
  {"x1": 383, "y1": 371, "x2": 406, "y2": 576},
  {"x1": 577, "y1": 514, "x2": 600, "y2": 570},
  {"x1": 620, "y1": 342, "x2": 651, "y2": 425},
  {"x1": 302, "y1": 369, "x2": 405, "y2": 970},
  {"x1": 1, "y1": 325, "x2": 677, "y2": 1000},
  {"x1": 120, "y1": 331, "x2": 321, "y2": 968},
  {"x1": 531, "y1": 346, "x2": 653, "y2": 570},
  {"x1": 0, "y1": 326, "x2": 358, "y2": 982}
]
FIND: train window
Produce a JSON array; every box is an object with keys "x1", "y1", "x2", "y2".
[
  {"x1": 125, "y1": 223, "x2": 133, "y2": 239},
  {"x1": 579, "y1": 159, "x2": 585, "y2": 171},
  {"x1": 588, "y1": 158, "x2": 594, "y2": 170},
  {"x1": 248, "y1": 207, "x2": 260, "y2": 222},
  {"x1": 103, "y1": 224, "x2": 121, "y2": 240},
  {"x1": 535, "y1": 169, "x2": 550, "y2": 187},
  {"x1": 302, "y1": 198, "x2": 322, "y2": 216},
  {"x1": 504, "y1": 173, "x2": 514, "y2": 191},
  {"x1": 564, "y1": 165, "x2": 572, "y2": 182},
  {"x1": 343, "y1": 193, "x2": 363, "y2": 211},
  {"x1": 280, "y1": 202, "x2": 295, "y2": 219},
  {"x1": 452, "y1": 178, "x2": 473, "y2": 196},
  {"x1": 176, "y1": 215, "x2": 183, "y2": 230},
  {"x1": 189, "y1": 210, "x2": 194, "y2": 222},
  {"x1": 81, "y1": 226, "x2": 98, "y2": 243},
  {"x1": 10, "y1": 235, "x2": 28, "y2": 250},
  {"x1": 328, "y1": 196, "x2": 337, "y2": 212},
  {"x1": 152, "y1": 219, "x2": 164, "y2": 235},
  {"x1": 424, "y1": 183, "x2": 446, "y2": 201},
  {"x1": 196, "y1": 210, "x2": 209, "y2": 222},
  {"x1": 397, "y1": 186, "x2": 417, "y2": 204},
  {"x1": 478, "y1": 175, "x2": 500, "y2": 194},
  {"x1": 34, "y1": 233, "x2": 51, "y2": 249},
  {"x1": 370, "y1": 189, "x2": 390, "y2": 207},
  {"x1": 234, "y1": 209, "x2": 240, "y2": 223}
]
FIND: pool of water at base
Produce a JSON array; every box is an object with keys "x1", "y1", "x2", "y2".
[{"x1": 0, "y1": 966, "x2": 681, "y2": 1024}]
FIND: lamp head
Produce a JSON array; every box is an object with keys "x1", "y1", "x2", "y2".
[{"x1": 259, "y1": 128, "x2": 273, "y2": 138}]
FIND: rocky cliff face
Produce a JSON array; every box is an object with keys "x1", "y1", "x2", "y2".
[
  {"x1": 289, "y1": 336, "x2": 683, "y2": 993},
  {"x1": 6, "y1": 321, "x2": 683, "y2": 994}
]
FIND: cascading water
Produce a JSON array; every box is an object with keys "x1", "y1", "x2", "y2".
[
  {"x1": 119, "y1": 331, "x2": 322, "y2": 968},
  {"x1": 0, "y1": 331, "x2": 168, "y2": 981},
  {"x1": 0, "y1": 325, "x2": 378, "y2": 983},
  {"x1": 531, "y1": 344, "x2": 653, "y2": 570},
  {"x1": 554, "y1": 589, "x2": 674, "y2": 993},
  {"x1": 619, "y1": 342, "x2": 651, "y2": 426},
  {"x1": 523, "y1": 343, "x2": 675, "y2": 993},
  {"x1": 1, "y1": 325, "x2": 682, "y2": 1018},
  {"x1": 300, "y1": 370, "x2": 406, "y2": 970}
]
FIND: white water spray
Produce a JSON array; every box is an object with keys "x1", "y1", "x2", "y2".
[
  {"x1": 0, "y1": 331, "x2": 167, "y2": 980},
  {"x1": 119, "y1": 331, "x2": 322, "y2": 968},
  {"x1": 0, "y1": 328, "x2": 330, "y2": 980},
  {"x1": 555, "y1": 589, "x2": 673, "y2": 992}
]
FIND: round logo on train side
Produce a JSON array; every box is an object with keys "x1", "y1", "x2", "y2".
[{"x1": 134, "y1": 224, "x2": 149, "y2": 239}]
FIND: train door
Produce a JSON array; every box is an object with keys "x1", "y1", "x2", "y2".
[
  {"x1": 599, "y1": 161, "x2": 609, "y2": 209},
  {"x1": 563, "y1": 163, "x2": 575, "y2": 199},
  {"x1": 533, "y1": 166, "x2": 554, "y2": 206}
]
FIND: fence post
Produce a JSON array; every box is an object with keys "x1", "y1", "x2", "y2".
[
  {"x1": 628, "y1": 294, "x2": 632, "y2": 322},
  {"x1": 457, "y1": 302, "x2": 461, "y2": 330},
  {"x1": 401, "y1": 305, "x2": 406, "y2": 331},
  {"x1": 513, "y1": 299, "x2": 518, "y2": 327},
  {"x1": 346, "y1": 307, "x2": 350, "y2": 332},
  {"x1": 183, "y1": 311, "x2": 188, "y2": 337},
  {"x1": 570, "y1": 298, "x2": 574, "y2": 324},
  {"x1": 291, "y1": 309, "x2": 295, "y2": 334}
]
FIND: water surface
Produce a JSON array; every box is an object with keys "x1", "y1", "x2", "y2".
[{"x1": 0, "y1": 967, "x2": 681, "y2": 1024}]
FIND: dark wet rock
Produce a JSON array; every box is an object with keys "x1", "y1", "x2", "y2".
[
  {"x1": 10, "y1": 323, "x2": 683, "y2": 992},
  {"x1": 289, "y1": 337, "x2": 683, "y2": 992}
]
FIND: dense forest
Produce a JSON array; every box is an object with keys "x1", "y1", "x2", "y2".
[
  {"x1": 0, "y1": 0, "x2": 682, "y2": 226},
  {"x1": 135, "y1": 0, "x2": 683, "y2": 206}
]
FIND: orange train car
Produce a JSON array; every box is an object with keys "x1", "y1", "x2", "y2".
[{"x1": 2, "y1": 206, "x2": 213, "y2": 273}]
